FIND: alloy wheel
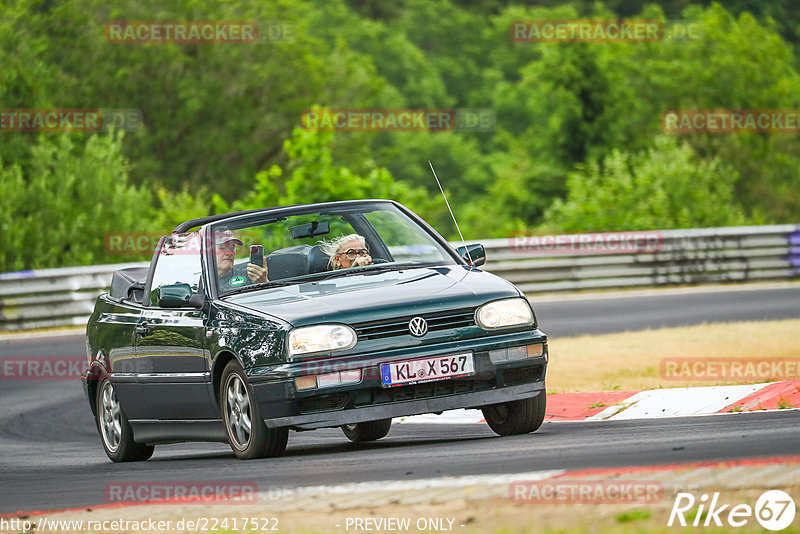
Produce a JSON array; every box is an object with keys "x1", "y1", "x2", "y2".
[{"x1": 99, "y1": 380, "x2": 122, "y2": 452}]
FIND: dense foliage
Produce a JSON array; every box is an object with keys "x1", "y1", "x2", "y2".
[{"x1": 1, "y1": 0, "x2": 799, "y2": 270}]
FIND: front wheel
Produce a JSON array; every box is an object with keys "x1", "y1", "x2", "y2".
[
  {"x1": 341, "y1": 418, "x2": 392, "y2": 442},
  {"x1": 221, "y1": 360, "x2": 288, "y2": 459},
  {"x1": 482, "y1": 392, "x2": 546, "y2": 436},
  {"x1": 95, "y1": 378, "x2": 154, "y2": 462}
]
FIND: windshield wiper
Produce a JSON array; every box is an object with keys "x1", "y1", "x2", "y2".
[
  {"x1": 313, "y1": 262, "x2": 427, "y2": 281},
  {"x1": 221, "y1": 279, "x2": 300, "y2": 297},
  {"x1": 222, "y1": 263, "x2": 438, "y2": 296},
  {"x1": 221, "y1": 269, "x2": 352, "y2": 295}
]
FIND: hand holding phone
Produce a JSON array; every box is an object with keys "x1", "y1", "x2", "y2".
[
  {"x1": 250, "y1": 245, "x2": 264, "y2": 268},
  {"x1": 247, "y1": 245, "x2": 268, "y2": 283}
]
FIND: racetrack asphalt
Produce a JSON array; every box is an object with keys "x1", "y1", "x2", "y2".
[
  {"x1": 532, "y1": 283, "x2": 800, "y2": 336},
  {"x1": 1, "y1": 284, "x2": 798, "y2": 514}
]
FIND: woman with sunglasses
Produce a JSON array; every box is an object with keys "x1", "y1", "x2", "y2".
[{"x1": 320, "y1": 233, "x2": 373, "y2": 270}]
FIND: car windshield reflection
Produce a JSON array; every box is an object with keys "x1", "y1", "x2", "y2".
[{"x1": 211, "y1": 203, "x2": 456, "y2": 296}]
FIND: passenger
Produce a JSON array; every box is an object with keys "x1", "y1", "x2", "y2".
[
  {"x1": 320, "y1": 234, "x2": 373, "y2": 270},
  {"x1": 215, "y1": 230, "x2": 268, "y2": 289}
]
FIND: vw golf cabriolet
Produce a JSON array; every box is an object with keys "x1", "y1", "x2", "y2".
[{"x1": 83, "y1": 200, "x2": 548, "y2": 461}]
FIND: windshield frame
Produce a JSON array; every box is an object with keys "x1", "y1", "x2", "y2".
[{"x1": 202, "y1": 200, "x2": 464, "y2": 300}]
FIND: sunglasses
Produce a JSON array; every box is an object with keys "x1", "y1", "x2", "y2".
[{"x1": 338, "y1": 248, "x2": 370, "y2": 260}]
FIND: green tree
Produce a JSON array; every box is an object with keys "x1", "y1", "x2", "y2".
[
  {"x1": 3, "y1": 0, "x2": 800, "y2": 256},
  {"x1": 215, "y1": 125, "x2": 435, "y2": 219},
  {"x1": 541, "y1": 136, "x2": 749, "y2": 231},
  {"x1": 0, "y1": 0, "x2": 393, "y2": 199},
  {"x1": 0, "y1": 132, "x2": 155, "y2": 271}
]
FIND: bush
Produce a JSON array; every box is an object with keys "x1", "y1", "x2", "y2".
[
  {"x1": 0, "y1": 132, "x2": 155, "y2": 271},
  {"x1": 540, "y1": 136, "x2": 750, "y2": 231}
]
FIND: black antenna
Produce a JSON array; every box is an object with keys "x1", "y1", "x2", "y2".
[{"x1": 428, "y1": 160, "x2": 473, "y2": 265}]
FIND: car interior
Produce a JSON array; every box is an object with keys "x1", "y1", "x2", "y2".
[
  {"x1": 110, "y1": 210, "x2": 417, "y2": 303},
  {"x1": 260, "y1": 241, "x2": 380, "y2": 281},
  {"x1": 263, "y1": 244, "x2": 324, "y2": 280}
]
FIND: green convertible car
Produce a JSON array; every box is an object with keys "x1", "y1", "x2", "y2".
[{"x1": 83, "y1": 199, "x2": 548, "y2": 461}]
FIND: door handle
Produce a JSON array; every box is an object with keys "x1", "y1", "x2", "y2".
[{"x1": 135, "y1": 323, "x2": 150, "y2": 335}]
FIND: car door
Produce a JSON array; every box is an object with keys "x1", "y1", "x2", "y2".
[
  {"x1": 135, "y1": 232, "x2": 217, "y2": 420},
  {"x1": 97, "y1": 300, "x2": 149, "y2": 419}
]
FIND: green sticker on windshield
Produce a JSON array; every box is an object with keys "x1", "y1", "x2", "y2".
[{"x1": 230, "y1": 276, "x2": 246, "y2": 286}]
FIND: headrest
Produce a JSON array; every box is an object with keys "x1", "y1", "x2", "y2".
[
  {"x1": 307, "y1": 244, "x2": 331, "y2": 274},
  {"x1": 265, "y1": 245, "x2": 311, "y2": 280}
]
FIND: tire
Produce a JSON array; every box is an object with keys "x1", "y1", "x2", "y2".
[
  {"x1": 482, "y1": 392, "x2": 546, "y2": 436},
  {"x1": 341, "y1": 418, "x2": 392, "y2": 443},
  {"x1": 221, "y1": 360, "x2": 288, "y2": 459},
  {"x1": 95, "y1": 378, "x2": 154, "y2": 462}
]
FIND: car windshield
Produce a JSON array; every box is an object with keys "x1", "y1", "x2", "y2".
[{"x1": 211, "y1": 203, "x2": 456, "y2": 296}]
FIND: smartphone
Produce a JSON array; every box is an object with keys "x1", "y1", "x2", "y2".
[{"x1": 250, "y1": 244, "x2": 264, "y2": 267}]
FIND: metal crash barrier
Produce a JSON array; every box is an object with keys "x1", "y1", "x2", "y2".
[{"x1": 1, "y1": 225, "x2": 798, "y2": 331}]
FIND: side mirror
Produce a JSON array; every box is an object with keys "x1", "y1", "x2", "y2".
[
  {"x1": 155, "y1": 283, "x2": 204, "y2": 309},
  {"x1": 455, "y1": 243, "x2": 486, "y2": 267}
]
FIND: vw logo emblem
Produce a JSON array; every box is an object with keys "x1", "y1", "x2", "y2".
[{"x1": 408, "y1": 316, "x2": 428, "y2": 337}]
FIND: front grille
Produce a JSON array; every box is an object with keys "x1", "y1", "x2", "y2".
[
  {"x1": 298, "y1": 393, "x2": 348, "y2": 413},
  {"x1": 352, "y1": 377, "x2": 496, "y2": 407},
  {"x1": 353, "y1": 309, "x2": 477, "y2": 340},
  {"x1": 295, "y1": 379, "x2": 495, "y2": 415},
  {"x1": 503, "y1": 365, "x2": 544, "y2": 385}
]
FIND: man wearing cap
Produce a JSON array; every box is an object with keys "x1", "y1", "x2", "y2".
[{"x1": 215, "y1": 230, "x2": 268, "y2": 291}]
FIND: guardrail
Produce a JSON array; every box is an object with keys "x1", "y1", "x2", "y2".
[
  {"x1": 1, "y1": 225, "x2": 797, "y2": 331},
  {"x1": 485, "y1": 224, "x2": 800, "y2": 294}
]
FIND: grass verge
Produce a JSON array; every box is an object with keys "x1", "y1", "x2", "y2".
[{"x1": 546, "y1": 319, "x2": 800, "y2": 393}]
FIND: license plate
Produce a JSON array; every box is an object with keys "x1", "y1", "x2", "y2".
[{"x1": 380, "y1": 352, "x2": 475, "y2": 387}]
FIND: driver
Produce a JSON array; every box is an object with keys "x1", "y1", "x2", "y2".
[
  {"x1": 215, "y1": 230, "x2": 268, "y2": 290},
  {"x1": 321, "y1": 234, "x2": 373, "y2": 270}
]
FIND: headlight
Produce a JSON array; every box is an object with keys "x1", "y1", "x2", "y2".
[
  {"x1": 476, "y1": 298, "x2": 534, "y2": 330},
  {"x1": 288, "y1": 324, "x2": 356, "y2": 357}
]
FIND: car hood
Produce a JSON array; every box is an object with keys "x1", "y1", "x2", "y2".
[{"x1": 224, "y1": 266, "x2": 521, "y2": 326}]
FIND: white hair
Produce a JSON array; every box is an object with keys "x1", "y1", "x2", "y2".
[{"x1": 318, "y1": 234, "x2": 366, "y2": 269}]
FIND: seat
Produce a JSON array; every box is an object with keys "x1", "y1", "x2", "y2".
[
  {"x1": 307, "y1": 244, "x2": 331, "y2": 274},
  {"x1": 265, "y1": 245, "x2": 312, "y2": 280}
]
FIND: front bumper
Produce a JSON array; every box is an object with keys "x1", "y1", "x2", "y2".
[
  {"x1": 264, "y1": 381, "x2": 544, "y2": 429},
  {"x1": 249, "y1": 329, "x2": 547, "y2": 430}
]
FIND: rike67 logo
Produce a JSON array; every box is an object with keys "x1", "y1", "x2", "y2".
[{"x1": 669, "y1": 490, "x2": 796, "y2": 531}]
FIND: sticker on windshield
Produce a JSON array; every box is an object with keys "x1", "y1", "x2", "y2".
[{"x1": 230, "y1": 276, "x2": 246, "y2": 286}]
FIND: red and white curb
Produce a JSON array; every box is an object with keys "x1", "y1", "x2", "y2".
[{"x1": 397, "y1": 380, "x2": 800, "y2": 424}]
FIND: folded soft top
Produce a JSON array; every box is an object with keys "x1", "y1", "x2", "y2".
[{"x1": 109, "y1": 266, "x2": 148, "y2": 302}]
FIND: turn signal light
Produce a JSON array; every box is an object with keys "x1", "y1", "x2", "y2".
[
  {"x1": 294, "y1": 369, "x2": 362, "y2": 391},
  {"x1": 294, "y1": 375, "x2": 317, "y2": 391},
  {"x1": 489, "y1": 343, "x2": 546, "y2": 364},
  {"x1": 527, "y1": 343, "x2": 544, "y2": 358}
]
